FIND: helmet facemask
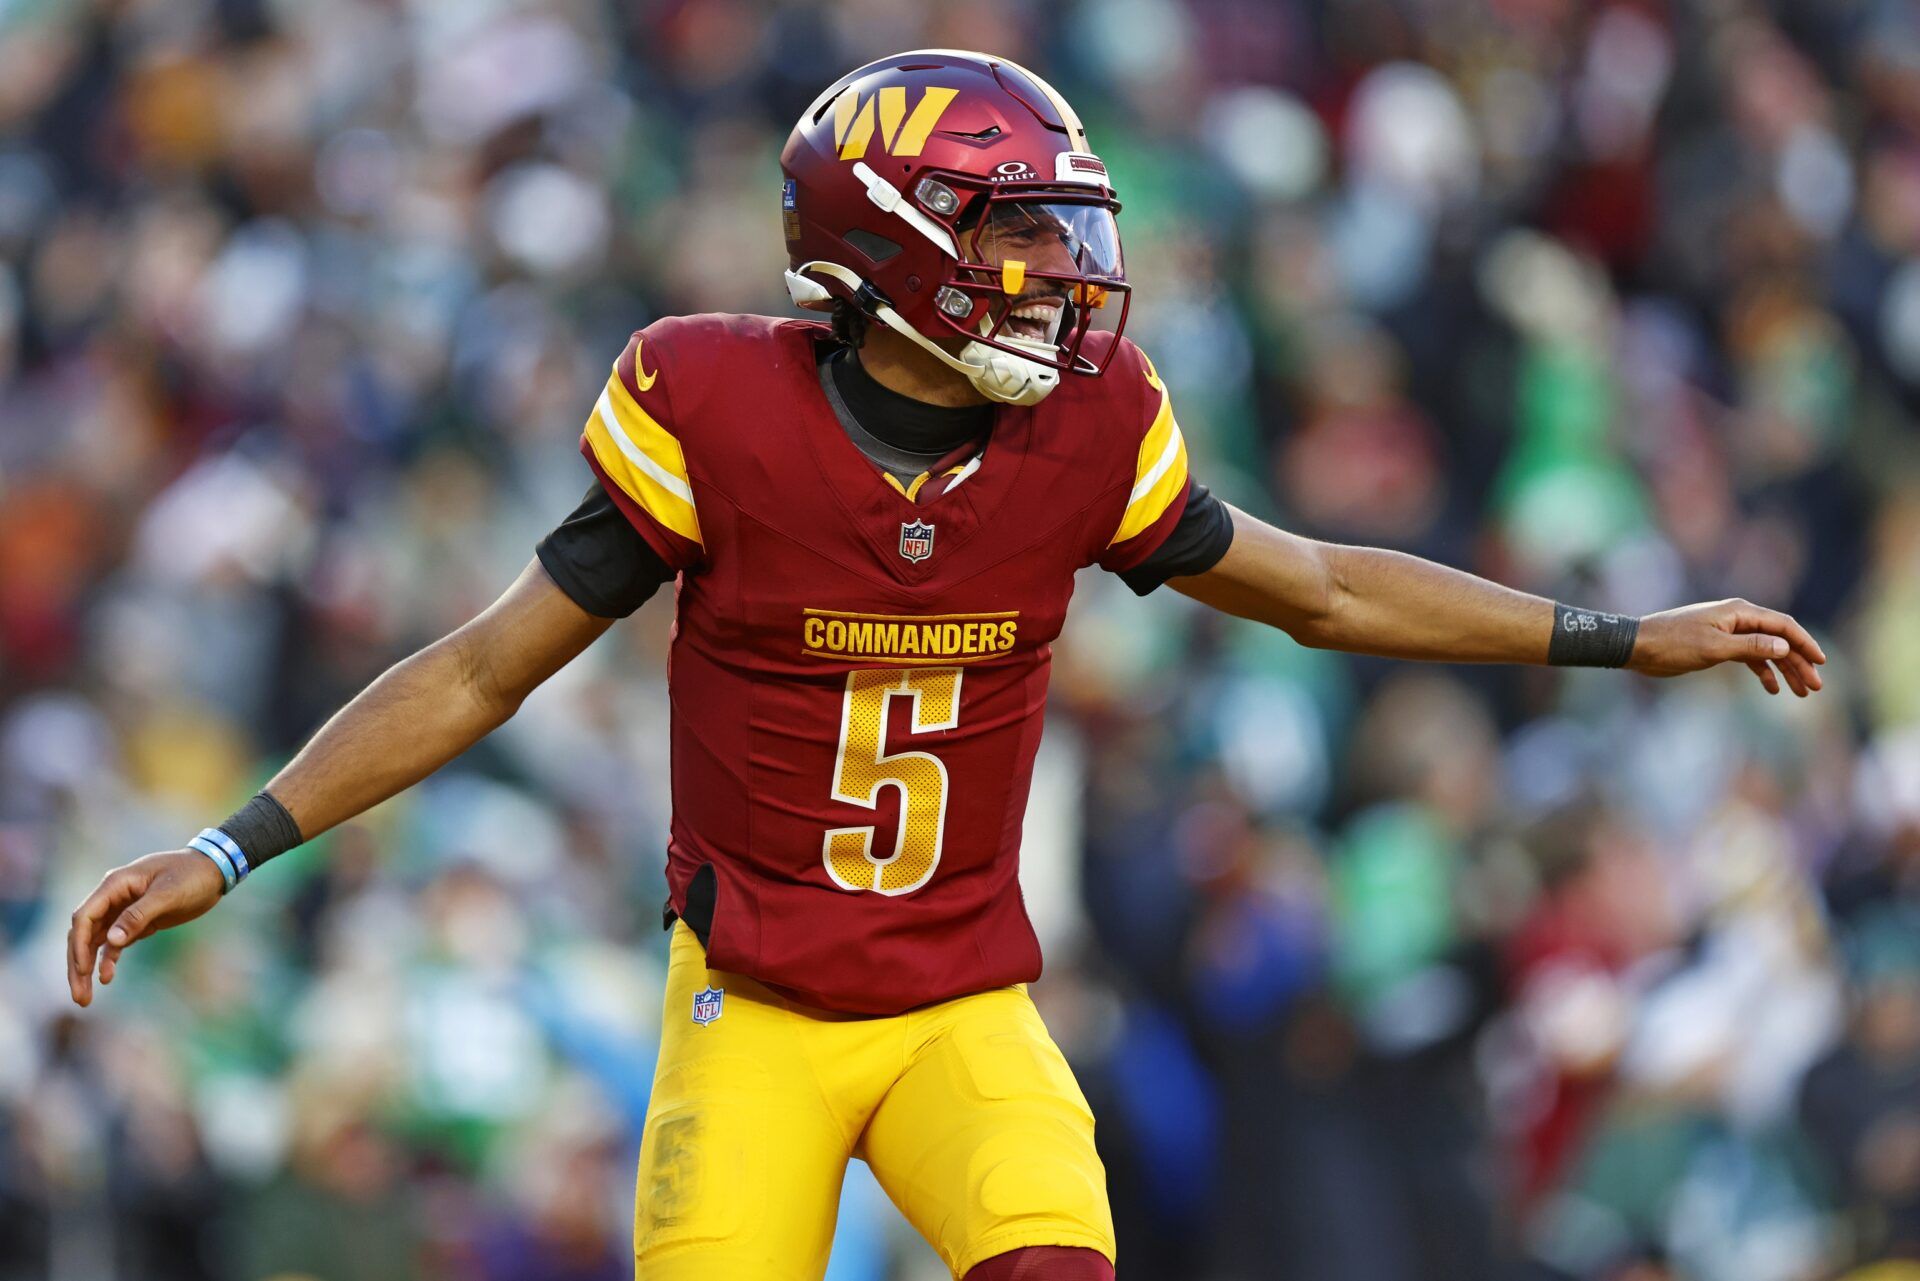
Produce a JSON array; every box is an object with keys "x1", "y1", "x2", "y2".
[{"x1": 931, "y1": 189, "x2": 1131, "y2": 380}]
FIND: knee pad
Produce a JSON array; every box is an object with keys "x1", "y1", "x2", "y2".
[{"x1": 963, "y1": 1245, "x2": 1115, "y2": 1280}]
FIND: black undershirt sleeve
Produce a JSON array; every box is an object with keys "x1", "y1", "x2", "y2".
[
  {"x1": 1116, "y1": 480, "x2": 1236, "y2": 596},
  {"x1": 535, "y1": 484, "x2": 677, "y2": 618}
]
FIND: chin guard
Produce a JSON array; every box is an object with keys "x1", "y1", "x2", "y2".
[{"x1": 954, "y1": 336, "x2": 1060, "y2": 406}]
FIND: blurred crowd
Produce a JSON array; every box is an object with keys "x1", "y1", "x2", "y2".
[{"x1": 2, "y1": 0, "x2": 1919, "y2": 1278}]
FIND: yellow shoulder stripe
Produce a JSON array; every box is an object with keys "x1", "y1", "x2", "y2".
[
  {"x1": 582, "y1": 365, "x2": 701, "y2": 545},
  {"x1": 1109, "y1": 383, "x2": 1188, "y2": 546}
]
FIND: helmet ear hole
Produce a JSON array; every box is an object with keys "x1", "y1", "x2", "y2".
[{"x1": 844, "y1": 229, "x2": 902, "y2": 264}]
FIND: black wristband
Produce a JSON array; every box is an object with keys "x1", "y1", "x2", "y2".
[
  {"x1": 1548, "y1": 604, "x2": 1640, "y2": 668},
  {"x1": 216, "y1": 791, "x2": 304, "y2": 869}
]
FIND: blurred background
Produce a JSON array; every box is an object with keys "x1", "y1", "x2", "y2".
[{"x1": 2, "y1": 0, "x2": 1919, "y2": 1278}]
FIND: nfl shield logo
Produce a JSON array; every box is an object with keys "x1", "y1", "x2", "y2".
[
  {"x1": 899, "y1": 519, "x2": 936, "y2": 562},
  {"x1": 691, "y1": 986, "x2": 724, "y2": 1025}
]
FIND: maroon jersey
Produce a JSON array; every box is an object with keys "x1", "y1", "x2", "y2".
[{"x1": 580, "y1": 315, "x2": 1189, "y2": 1014}]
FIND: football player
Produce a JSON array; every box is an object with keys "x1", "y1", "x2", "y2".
[{"x1": 68, "y1": 50, "x2": 1826, "y2": 1281}]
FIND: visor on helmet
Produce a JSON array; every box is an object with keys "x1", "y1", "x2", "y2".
[{"x1": 970, "y1": 200, "x2": 1125, "y2": 284}]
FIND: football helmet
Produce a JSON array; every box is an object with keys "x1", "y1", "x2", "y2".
[{"x1": 780, "y1": 50, "x2": 1130, "y2": 406}]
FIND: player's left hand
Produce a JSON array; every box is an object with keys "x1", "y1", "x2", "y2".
[{"x1": 1628, "y1": 598, "x2": 1827, "y2": 696}]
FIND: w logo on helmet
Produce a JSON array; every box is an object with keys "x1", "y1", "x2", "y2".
[{"x1": 834, "y1": 86, "x2": 959, "y2": 161}]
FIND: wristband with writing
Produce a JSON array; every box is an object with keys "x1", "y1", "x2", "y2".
[{"x1": 1548, "y1": 604, "x2": 1640, "y2": 668}]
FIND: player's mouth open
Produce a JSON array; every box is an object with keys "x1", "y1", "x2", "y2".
[{"x1": 1002, "y1": 297, "x2": 1063, "y2": 342}]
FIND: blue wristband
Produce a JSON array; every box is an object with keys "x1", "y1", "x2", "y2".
[
  {"x1": 188, "y1": 837, "x2": 235, "y2": 892},
  {"x1": 188, "y1": 828, "x2": 250, "y2": 893}
]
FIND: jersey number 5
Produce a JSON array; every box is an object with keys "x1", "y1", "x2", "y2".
[{"x1": 823, "y1": 668, "x2": 962, "y2": 895}]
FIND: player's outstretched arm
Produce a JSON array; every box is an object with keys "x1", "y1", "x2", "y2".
[
  {"x1": 1169, "y1": 505, "x2": 1825, "y2": 693},
  {"x1": 66, "y1": 560, "x2": 613, "y2": 1007}
]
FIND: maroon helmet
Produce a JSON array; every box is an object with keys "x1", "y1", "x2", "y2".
[{"x1": 780, "y1": 49, "x2": 1130, "y2": 405}]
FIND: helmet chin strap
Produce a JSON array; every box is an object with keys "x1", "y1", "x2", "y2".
[{"x1": 786, "y1": 261, "x2": 1061, "y2": 407}]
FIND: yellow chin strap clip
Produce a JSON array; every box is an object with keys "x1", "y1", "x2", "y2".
[{"x1": 1000, "y1": 259, "x2": 1026, "y2": 296}]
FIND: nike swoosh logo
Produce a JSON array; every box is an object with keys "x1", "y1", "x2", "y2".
[{"x1": 633, "y1": 341, "x2": 659, "y2": 392}]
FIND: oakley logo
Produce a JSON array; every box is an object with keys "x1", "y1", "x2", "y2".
[{"x1": 835, "y1": 86, "x2": 960, "y2": 160}]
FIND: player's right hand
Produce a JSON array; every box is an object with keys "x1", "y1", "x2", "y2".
[{"x1": 67, "y1": 850, "x2": 226, "y2": 1007}]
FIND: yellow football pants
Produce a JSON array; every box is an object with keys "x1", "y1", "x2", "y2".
[{"x1": 633, "y1": 922, "x2": 1115, "y2": 1280}]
